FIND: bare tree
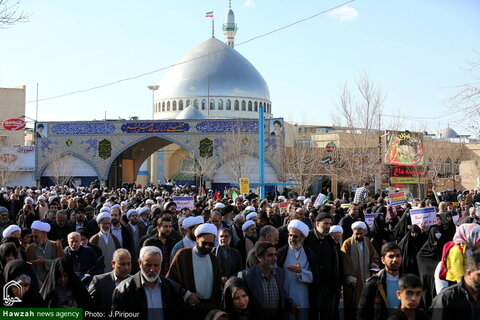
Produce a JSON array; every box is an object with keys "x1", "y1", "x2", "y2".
[
  {"x1": 215, "y1": 122, "x2": 258, "y2": 183},
  {"x1": 330, "y1": 74, "x2": 387, "y2": 187},
  {"x1": 46, "y1": 153, "x2": 75, "y2": 186},
  {"x1": 0, "y1": 0, "x2": 29, "y2": 28},
  {"x1": 0, "y1": 161, "x2": 21, "y2": 186},
  {"x1": 450, "y1": 53, "x2": 480, "y2": 136}
]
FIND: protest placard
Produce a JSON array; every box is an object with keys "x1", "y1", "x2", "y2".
[
  {"x1": 365, "y1": 214, "x2": 375, "y2": 228},
  {"x1": 313, "y1": 193, "x2": 328, "y2": 207},
  {"x1": 389, "y1": 191, "x2": 406, "y2": 206},
  {"x1": 410, "y1": 207, "x2": 437, "y2": 227},
  {"x1": 172, "y1": 196, "x2": 195, "y2": 210}
]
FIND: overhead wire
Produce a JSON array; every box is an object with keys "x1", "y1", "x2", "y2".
[{"x1": 26, "y1": 0, "x2": 356, "y2": 104}]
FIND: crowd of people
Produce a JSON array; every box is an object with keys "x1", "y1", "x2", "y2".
[{"x1": 0, "y1": 182, "x2": 480, "y2": 320}]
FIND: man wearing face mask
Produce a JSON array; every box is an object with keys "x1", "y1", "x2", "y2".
[
  {"x1": 236, "y1": 220, "x2": 258, "y2": 266},
  {"x1": 341, "y1": 221, "x2": 379, "y2": 320},
  {"x1": 167, "y1": 223, "x2": 222, "y2": 320},
  {"x1": 431, "y1": 252, "x2": 480, "y2": 320},
  {"x1": 89, "y1": 212, "x2": 121, "y2": 272}
]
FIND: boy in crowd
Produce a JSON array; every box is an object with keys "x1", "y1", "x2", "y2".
[{"x1": 388, "y1": 274, "x2": 429, "y2": 320}]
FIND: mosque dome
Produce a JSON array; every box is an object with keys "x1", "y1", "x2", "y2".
[
  {"x1": 157, "y1": 37, "x2": 270, "y2": 101},
  {"x1": 441, "y1": 127, "x2": 459, "y2": 139},
  {"x1": 175, "y1": 105, "x2": 206, "y2": 120}
]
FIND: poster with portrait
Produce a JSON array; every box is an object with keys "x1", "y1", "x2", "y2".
[
  {"x1": 35, "y1": 122, "x2": 48, "y2": 138},
  {"x1": 385, "y1": 131, "x2": 423, "y2": 166},
  {"x1": 269, "y1": 119, "x2": 283, "y2": 136}
]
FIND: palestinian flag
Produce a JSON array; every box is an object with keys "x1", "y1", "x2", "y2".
[{"x1": 205, "y1": 11, "x2": 214, "y2": 18}]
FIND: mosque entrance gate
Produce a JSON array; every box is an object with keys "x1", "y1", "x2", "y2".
[{"x1": 34, "y1": 119, "x2": 283, "y2": 187}]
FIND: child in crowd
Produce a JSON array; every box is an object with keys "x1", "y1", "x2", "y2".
[{"x1": 388, "y1": 274, "x2": 429, "y2": 320}]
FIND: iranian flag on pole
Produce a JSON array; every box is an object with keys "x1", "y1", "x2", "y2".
[{"x1": 205, "y1": 11, "x2": 214, "y2": 17}]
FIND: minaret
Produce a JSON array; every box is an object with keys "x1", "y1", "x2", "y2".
[{"x1": 222, "y1": 0, "x2": 237, "y2": 48}]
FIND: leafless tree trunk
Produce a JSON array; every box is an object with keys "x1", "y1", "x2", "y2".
[
  {"x1": 48, "y1": 153, "x2": 75, "y2": 186},
  {"x1": 0, "y1": 162, "x2": 21, "y2": 186}
]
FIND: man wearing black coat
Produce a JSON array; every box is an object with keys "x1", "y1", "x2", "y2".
[
  {"x1": 430, "y1": 252, "x2": 480, "y2": 320},
  {"x1": 304, "y1": 212, "x2": 341, "y2": 320},
  {"x1": 112, "y1": 246, "x2": 184, "y2": 320}
]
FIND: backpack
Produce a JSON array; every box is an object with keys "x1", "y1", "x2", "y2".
[{"x1": 438, "y1": 241, "x2": 463, "y2": 280}]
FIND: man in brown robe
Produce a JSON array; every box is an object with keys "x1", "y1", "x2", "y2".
[
  {"x1": 167, "y1": 223, "x2": 222, "y2": 320},
  {"x1": 341, "y1": 221, "x2": 379, "y2": 320}
]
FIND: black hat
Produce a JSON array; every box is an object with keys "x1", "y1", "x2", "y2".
[{"x1": 315, "y1": 212, "x2": 332, "y2": 222}]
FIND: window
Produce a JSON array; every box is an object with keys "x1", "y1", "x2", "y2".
[
  {"x1": 210, "y1": 99, "x2": 215, "y2": 110},
  {"x1": 194, "y1": 99, "x2": 199, "y2": 109},
  {"x1": 241, "y1": 100, "x2": 246, "y2": 111},
  {"x1": 454, "y1": 158, "x2": 460, "y2": 174},
  {"x1": 179, "y1": 100, "x2": 184, "y2": 110},
  {"x1": 226, "y1": 99, "x2": 231, "y2": 110},
  {"x1": 218, "y1": 99, "x2": 223, "y2": 110},
  {"x1": 248, "y1": 101, "x2": 252, "y2": 111},
  {"x1": 254, "y1": 101, "x2": 258, "y2": 112},
  {"x1": 180, "y1": 157, "x2": 195, "y2": 173},
  {"x1": 296, "y1": 140, "x2": 313, "y2": 147},
  {"x1": 162, "y1": 102, "x2": 165, "y2": 112},
  {"x1": 167, "y1": 101, "x2": 170, "y2": 111},
  {"x1": 234, "y1": 100, "x2": 239, "y2": 110},
  {"x1": 172, "y1": 100, "x2": 177, "y2": 111},
  {"x1": 186, "y1": 99, "x2": 191, "y2": 108},
  {"x1": 201, "y1": 99, "x2": 206, "y2": 110}
]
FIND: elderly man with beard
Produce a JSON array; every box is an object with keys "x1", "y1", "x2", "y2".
[
  {"x1": 64, "y1": 231, "x2": 99, "y2": 276},
  {"x1": 26, "y1": 220, "x2": 65, "y2": 283},
  {"x1": 341, "y1": 221, "x2": 380, "y2": 320},
  {"x1": 277, "y1": 220, "x2": 315, "y2": 320},
  {"x1": 238, "y1": 241, "x2": 292, "y2": 320},
  {"x1": 170, "y1": 215, "x2": 204, "y2": 259},
  {"x1": 109, "y1": 206, "x2": 135, "y2": 252},
  {"x1": 167, "y1": 223, "x2": 222, "y2": 320},
  {"x1": 304, "y1": 211, "x2": 341, "y2": 320},
  {"x1": 236, "y1": 220, "x2": 258, "y2": 266},
  {"x1": 89, "y1": 212, "x2": 121, "y2": 272},
  {"x1": 144, "y1": 217, "x2": 177, "y2": 275},
  {"x1": 112, "y1": 246, "x2": 184, "y2": 320},
  {"x1": 357, "y1": 242, "x2": 402, "y2": 320},
  {"x1": 48, "y1": 210, "x2": 73, "y2": 248}
]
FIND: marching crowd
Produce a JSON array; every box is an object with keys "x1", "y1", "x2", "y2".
[{"x1": 0, "y1": 182, "x2": 480, "y2": 320}]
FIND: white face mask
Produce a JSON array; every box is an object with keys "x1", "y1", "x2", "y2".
[{"x1": 435, "y1": 233, "x2": 442, "y2": 239}]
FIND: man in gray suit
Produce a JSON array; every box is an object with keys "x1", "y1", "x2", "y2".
[
  {"x1": 88, "y1": 248, "x2": 132, "y2": 311},
  {"x1": 238, "y1": 241, "x2": 295, "y2": 320}
]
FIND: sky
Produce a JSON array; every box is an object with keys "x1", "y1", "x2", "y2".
[{"x1": 1, "y1": 0, "x2": 479, "y2": 136}]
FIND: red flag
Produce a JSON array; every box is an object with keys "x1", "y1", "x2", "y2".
[
  {"x1": 201, "y1": 186, "x2": 206, "y2": 196},
  {"x1": 214, "y1": 190, "x2": 220, "y2": 201}
]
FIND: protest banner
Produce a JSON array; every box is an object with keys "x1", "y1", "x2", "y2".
[
  {"x1": 279, "y1": 202, "x2": 289, "y2": 214},
  {"x1": 389, "y1": 191, "x2": 406, "y2": 206},
  {"x1": 172, "y1": 196, "x2": 194, "y2": 210},
  {"x1": 410, "y1": 207, "x2": 437, "y2": 227}
]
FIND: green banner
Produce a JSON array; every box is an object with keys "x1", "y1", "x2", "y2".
[{"x1": 1, "y1": 309, "x2": 83, "y2": 320}]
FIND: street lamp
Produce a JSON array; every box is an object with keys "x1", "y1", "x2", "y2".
[
  {"x1": 147, "y1": 85, "x2": 160, "y2": 185},
  {"x1": 147, "y1": 85, "x2": 160, "y2": 119}
]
